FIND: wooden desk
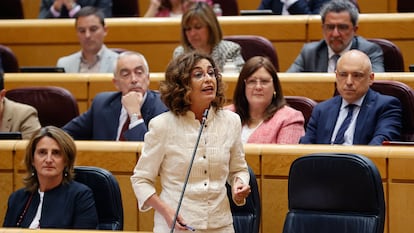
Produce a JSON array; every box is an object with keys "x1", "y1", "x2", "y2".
[{"x1": 0, "y1": 141, "x2": 16, "y2": 224}]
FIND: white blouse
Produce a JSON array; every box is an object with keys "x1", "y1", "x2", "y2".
[{"x1": 131, "y1": 108, "x2": 249, "y2": 232}]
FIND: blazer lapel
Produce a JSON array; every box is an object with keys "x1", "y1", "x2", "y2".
[
  {"x1": 324, "y1": 96, "x2": 342, "y2": 143},
  {"x1": 316, "y1": 43, "x2": 329, "y2": 72},
  {"x1": 103, "y1": 93, "x2": 123, "y2": 139},
  {"x1": 353, "y1": 89, "x2": 373, "y2": 143},
  {"x1": 1, "y1": 99, "x2": 13, "y2": 131}
]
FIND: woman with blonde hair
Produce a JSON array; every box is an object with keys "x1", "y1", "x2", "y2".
[{"x1": 173, "y1": 2, "x2": 244, "y2": 72}]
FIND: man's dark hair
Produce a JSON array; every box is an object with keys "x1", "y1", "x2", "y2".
[{"x1": 75, "y1": 6, "x2": 105, "y2": 27}]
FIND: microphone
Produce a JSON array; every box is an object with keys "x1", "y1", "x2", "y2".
[{"x1": 170, "y1": 108, "x2": 209, "y2": 233}]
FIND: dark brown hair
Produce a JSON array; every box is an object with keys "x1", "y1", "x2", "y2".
[
  {"x1": 23, "y1": 126, "x2": 76, "y2": 193},
  {"x1": 233, "y1": 56, "x2": 286, "y2": 125},
  {"x1": 160, "y1": 51, "x2": 226, "y2": 115}
]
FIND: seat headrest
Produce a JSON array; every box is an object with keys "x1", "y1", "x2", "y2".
[{"x1": 288, "y1": 153, "x2": 384, "y2": 214}]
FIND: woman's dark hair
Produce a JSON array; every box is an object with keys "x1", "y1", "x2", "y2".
[
  {"x1": 233, "y1": 56, "x2": 286, "y2": 125},
  {"x1": 160, "y1": 51, "x2": 226, "y2": 115}
]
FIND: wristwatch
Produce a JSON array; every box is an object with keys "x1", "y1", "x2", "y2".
[{"x1": 130, "y1": 113, "x2": 141, "y2": 123}]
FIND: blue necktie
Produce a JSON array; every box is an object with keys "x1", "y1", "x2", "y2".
[{"x1": 334, "y1": 104, "x2": 355, "y2": 144}]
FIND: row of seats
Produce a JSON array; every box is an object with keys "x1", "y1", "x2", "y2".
[
  {"x1": 0, "y1": 35, "x2": 406, "y2": 73},
  {"x1": 2, "y1": 85, "x2": 314, "y2": 128},
  {"x1": 6, "y1": 78, "x2": 414, "y2": 142}
]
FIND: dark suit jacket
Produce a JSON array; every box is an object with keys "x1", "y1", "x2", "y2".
[
  {"x1": 3, "y1": 181, "x2": 98, "y2": 229},
  {"x1": 38, "y1": 0, "x2": 112, "y2": 18},
  {"x1": 258, "y1": 0, "x2": 328, "y2": 14},
  {"x1": 300, "y1": 89, "x2": 402, "y2": 145},
  {"x1": 287, "y1": 36, "x2": 385, "y2": 72},
  {"x1": 63, "y1": 90, "x2": 168, "y2": 141}
]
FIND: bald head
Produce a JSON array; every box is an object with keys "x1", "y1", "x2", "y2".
[
  {"x1": 337, "y1": 50, "x2": 372, "y2": 73},
  {"x1": 335, "y1": 50, "x2": 374, "y2": 103}
]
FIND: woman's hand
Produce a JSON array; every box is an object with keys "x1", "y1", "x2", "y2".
[
  {"x1": 145, "y1": 194, "x2": 190, "y2": 231},
  {"x1": 232, "y1": 177, "x2": 251, "y2": 205}
]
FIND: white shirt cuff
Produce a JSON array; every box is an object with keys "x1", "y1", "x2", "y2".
[{"x1": 129, "y1": 119, "x2": 144, "y2": 129}]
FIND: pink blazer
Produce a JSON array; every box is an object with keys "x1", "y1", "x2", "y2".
[{"x1": 225, "y1": 105, "x2": 305, "y2": 144}]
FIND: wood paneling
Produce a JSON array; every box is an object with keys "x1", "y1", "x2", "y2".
[{"x1": 3, "y1": 141, "x2": 414, "y2": 233}]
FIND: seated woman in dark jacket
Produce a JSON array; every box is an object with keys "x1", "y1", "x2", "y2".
[{"x1": 3, "y1": 126, "x2": 98, "y2": 229}]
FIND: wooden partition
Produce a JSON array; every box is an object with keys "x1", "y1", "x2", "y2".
[
  {"x1": 1, "y1": 13, "x2": 414, "y2": 73},
  {"x1": 0, "y1": 141, "x2": 16, "y2": 224},
  {"x1": 3, "y1": 141, "x2": 414, "y2": 233}
]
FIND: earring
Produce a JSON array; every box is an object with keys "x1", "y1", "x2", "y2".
[
  {"x1": 31, "y1": 167, "x2": 35, "y2": 176},
  {"x1": 273, "y1": 91, "x2": 277, "y2": 98},
  {"x1": 64, "y1": 168, "x2": 68, "y2": 177}
]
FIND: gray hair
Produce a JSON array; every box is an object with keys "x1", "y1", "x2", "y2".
[
  {"x1": 320, "y1": 0, "x2": 359, "y2": 26},
  {"x1": 114, "y1": 51, "x2": 150, "y2": 75}
]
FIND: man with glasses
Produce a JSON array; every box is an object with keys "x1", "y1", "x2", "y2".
[
  {"x1": 63, "y1": 51, "x2": 168, "y2": 141},
  {"x1": 300, "y1": 50, "x2": 401, "y2": 145},
  {"x1": 287, "y1": 0, "x2": 384, "y2": 72}
]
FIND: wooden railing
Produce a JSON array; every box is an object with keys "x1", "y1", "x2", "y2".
[{"x1": 2, "y1": 141, "x2": 414, "y2": 233}]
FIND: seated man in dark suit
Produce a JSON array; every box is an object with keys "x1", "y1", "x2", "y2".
[
  {"x1": 300, "y1": 50, "x2": 401, "y2": 145},
  {"x1": 287, "y1": 0, "x2": 384, "y2": 72},
  {"x1": 63, "y1": 51, "x2": 168, "y2": 141}
]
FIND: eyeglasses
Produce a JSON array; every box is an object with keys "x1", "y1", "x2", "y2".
[
  {"x1": 323, "y1": 24, "x2": 352, "y2": 33},
  {"x1": 192, "y1": 68, "x2": 216, "y2": 80},
  {"x1": 336, "y1": 71, "x2": 367, "y2": 81},
  {"x1": 244, "y1": 78, "x2": 273, "y2": 88}
]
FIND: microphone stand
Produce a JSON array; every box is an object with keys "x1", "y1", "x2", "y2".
[{"x1": 170, "y1": 108, "x2": 209, "y2": 233}]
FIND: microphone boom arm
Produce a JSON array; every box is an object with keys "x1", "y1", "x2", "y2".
[{"x1": 170, "y1": 108, "x2": 209, "y2": 233}]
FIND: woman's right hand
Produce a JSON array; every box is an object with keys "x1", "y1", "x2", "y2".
[
  {"x1": 144, "y1": 194, "x2": 190, "y2": 231},
  {"x1": 163, "y1": 206, "x2": 189, "y2": 231}
]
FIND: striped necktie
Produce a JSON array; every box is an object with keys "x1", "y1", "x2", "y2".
[
  {"x1": 334, "y1": 104, "x2": 355, "y2": 144},
  {"x1": 332, "y1": 54, "x2": 340, "y2": 71}
]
